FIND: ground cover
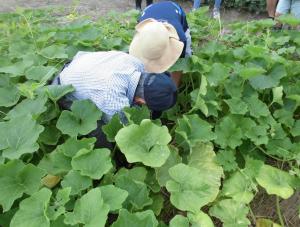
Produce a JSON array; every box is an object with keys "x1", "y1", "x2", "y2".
[{"x1": 0, "y1": 6, "x2": 299, "y2": 227}]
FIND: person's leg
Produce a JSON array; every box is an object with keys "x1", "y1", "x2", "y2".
[
  {"x1": 135, "y1": 0, "x2": 142, "y2": 10},
  {"x1": 291, "y1": 0, "x2": 300, "y2": 19},
  {"x1": 213, "y1": 0, "x2": 222, "y2": 18},
  {"x1": 267, "y1": 0, "x2": 279, "y2": 18},
  {"x1": 214, "y1": 0, "x2": 222, "y2": 10},
  {"x1": 185, "y1": 29, "x2": 193, "y2": 57},
  {"x1": 193, "y1": 0, "x2": 201, "y2": 9},
  {"x1": 275, "y1": 0, "x2": 290, "y2": 17},
  {"x1": 146, "y1": 0, "x2": 153, "y2": 6}
]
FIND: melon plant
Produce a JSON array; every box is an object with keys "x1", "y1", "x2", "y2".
[{"x1": 0, "y1": 7, "x2": 299, "y2": 227}]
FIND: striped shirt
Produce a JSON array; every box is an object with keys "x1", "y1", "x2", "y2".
[{"x1": 59, "y1": 51, "x2": 144, "y2": 122}]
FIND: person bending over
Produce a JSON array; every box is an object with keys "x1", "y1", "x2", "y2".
[
  {"x1": 132, "y1": 1, "x2": 192, "y2": 86},
  {"x1": 53, "y1": 20, "x2": 183, "y2": 147}
]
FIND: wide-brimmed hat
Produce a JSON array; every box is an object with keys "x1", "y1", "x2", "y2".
[{"x1": 129, "y1": 19, "x2": 184, "y2": 73}]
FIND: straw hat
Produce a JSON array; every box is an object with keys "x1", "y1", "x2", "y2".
[{"x1": 129, "y1": 18, "x2": 184, "y2": 73}]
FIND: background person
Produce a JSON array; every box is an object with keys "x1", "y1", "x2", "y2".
[
  {"x1": 135, "y1": 0, "x2": 153, "y2": 11},
  {"x1": 275, "y1": 0, "x2": 300, "y2": 18},
  {"x1": 266, "y1": 0, "x2": 279, "y2": 19},
  {"x1": 193, "y1": 0, "x2": 222, "y2": 19}
]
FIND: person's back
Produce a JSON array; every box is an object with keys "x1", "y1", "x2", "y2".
[{"x1": 59, "y1": 51, "x2": 144, "y2": 120}]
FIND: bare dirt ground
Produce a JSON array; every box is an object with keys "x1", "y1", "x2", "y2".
[
  {"x1": 0, "y1": 0, "x2": 264, "y2": 22},
  {"x1": 0, "y1": 0, "x2": 299, "y2": 226}
]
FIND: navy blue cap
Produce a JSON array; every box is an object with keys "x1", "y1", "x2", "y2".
[{"x1": 143, "y1": 72, "x2": 177, "y2": 111}]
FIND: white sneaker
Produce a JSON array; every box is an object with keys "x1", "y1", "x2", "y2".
[{"x1": 213, "y1": 8, "x2": 220, "y2": 19}]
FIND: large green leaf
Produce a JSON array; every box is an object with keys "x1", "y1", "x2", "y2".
[
  {"x1": 188, "y1": 142, "x2": 223, "y2": 200},
  {"x1": 0, "y1": 160, "x2": 46, "y2": 211},
  {"x1": 209, "y1": 199, "x2": 250, "y2": 227},
  {"x1": 112, "y1": 209, "x2": 158, "y2": 227},
  {"x1": 99, "y1": 185, "x2": 128, "y2": 211},
  {"x1": 224, "y1": 98, "x2": 248, "y2": 115},
  {"x1": 39, "y1": 125, "x2": 62, "y2": 145},
  {"x1": 249, "y1": 64, "x2": 286, "y2": 90},
  {"x1": 175, "y1": 114, "x2": 215, "y2": 147},
  {"x1": 102, "y1": 114, "x2": 123, "y2": 142},
  {"x1": 45, "y1": 84, "x2": 75, "y2": 102},
  {"x1": 47, "y1": 187, "x2": 71, "y2": 221},
  {"x1": 155, "y1": 147, "x2": 182, "y2": 187},
  {"x1": 64, "y1": 188, "x2": 109, "y2": 227},
  {"x1": 291, "y1": 120, "x2": 300, "y2": 137},
  {"x1": 187, "y1": 211, "x2": 214, "y2": 227},
  {"x1": 115, "y1": 119, "x2": 171, "y2": 167},
  {"x1": 71, "y1": 148, "x2": 112, "y2": 179},
  {"x1": 206, "y1": 63, "x2": 230, "y2": 86},
  {"x1": 5, "y1": 95, "x2": 48, "y2": 120},
  {"x1": 25, "y1": 65, "x2": 57, "y2": 82},
  {"x1": 0, "y1": 115, "x2": 44, "y2": 159},
  {"x1": 146, "y1": 194, "x2": 164, "y2": 216},
  {"x1": 123, "y1": 105, "x2": 150, "y2": 124},
  {"x1": 215, "y1": 149, "x2": 238, "y2": 172},
  {"x1": 0, "y1": 60, "x2": 34, "y2": 77},
  {"x1": 190, "y1": 89, "x2": 208, "y2": 116},
  {"x1": 114, "y1": 167, "x2": 153, "y2": 211},
  {"x1": 56, "y1": 99, "x2": 102, "y2": 137},
  {"x1": 61, "y1": 170, "x2": 92, "y2": 195},
  {"x1": 57, "y1": 137, "x2": 96, "y2": 157},
  {"x1": 244, "y1": 94, "x2": 269, "y2": 117},
  {"x1": 238, "y1": 66, "x2": 266, "y2": 79},
  {"x1": 214, "y1": 116, "x2": 243, "y2": 149},
  {"x1": 221, "y1": 171, "x2": 254, "y2": 203},
  {"x1": 39, "y1": 45, "x2": 68, "y2": 59},
  {"x1": 166, "y1": 162, "x2": 221, "y2": 213},
  {"x1": 256, "y1": 165, "x2": 294, "y2": 199},
  {"x1": 10, "y1": 188, "x2": 52, "y2": 227},
  {"x1": 38, "y1": 149, "x2": 72, "y2": 175},
  {"x1": 169, "y1": 215, "x2": 189, "y2": 227},
  {"x1": 0, "y1": 83, "x2": 20, "y2": 107}
]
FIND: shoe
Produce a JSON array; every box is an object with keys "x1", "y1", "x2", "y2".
[{"x1": 213, "y1": 8, "x2": 220, "y2": 19}]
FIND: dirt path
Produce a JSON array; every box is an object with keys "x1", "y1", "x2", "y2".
[{"x1": 0, "y1": 0, "x2": 264, "y2": 22}]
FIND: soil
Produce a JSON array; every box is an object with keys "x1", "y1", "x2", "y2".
[
  {"x1": 0, "y1": 0, "x2": 264, "y2": 22},
  {"x1": 0, "y1": 0, "x2": 299, "y2": 226}
]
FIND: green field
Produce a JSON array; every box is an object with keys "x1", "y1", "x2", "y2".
[{"x1": 0, "y1": 7, "x2": 299, "y2": 227}]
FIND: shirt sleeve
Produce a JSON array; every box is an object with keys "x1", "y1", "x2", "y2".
[{"x1": 89, "y1": 89, "x2": 130, "y2": 124}]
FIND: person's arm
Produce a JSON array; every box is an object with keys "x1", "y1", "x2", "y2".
[
  {"x1": 170, "y1": 71, "x2": 182, "y2": 87},
  {"x1": 90, "y1": 89, "x2": 130, "y2": 124}
]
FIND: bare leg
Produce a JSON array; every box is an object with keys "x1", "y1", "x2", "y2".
[
  {"x1": 135, "y1": 0, "x2": 142, "y2": 10},
  {"x1": 171, "y1": 71, "x2": 182, "y2": 87},
  {"x1": 266, "y1": 0, "x2": 279, "y2": 18}
]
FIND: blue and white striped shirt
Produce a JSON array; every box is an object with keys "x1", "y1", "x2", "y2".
[{"x1": 59, "y1": 51, "x2": 144, "y2": 122}]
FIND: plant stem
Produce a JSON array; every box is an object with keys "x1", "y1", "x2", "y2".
[
  {"x1": 276, "y1": 196, "x2": 285, "y2": 227},
  {"x1": 248, "y1": 205, "x2": 256, "y2": 225}
]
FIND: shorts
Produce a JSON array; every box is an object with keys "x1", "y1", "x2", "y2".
[{"x1": 276, "y1": 0, "x2": 300, "y2": 18}]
